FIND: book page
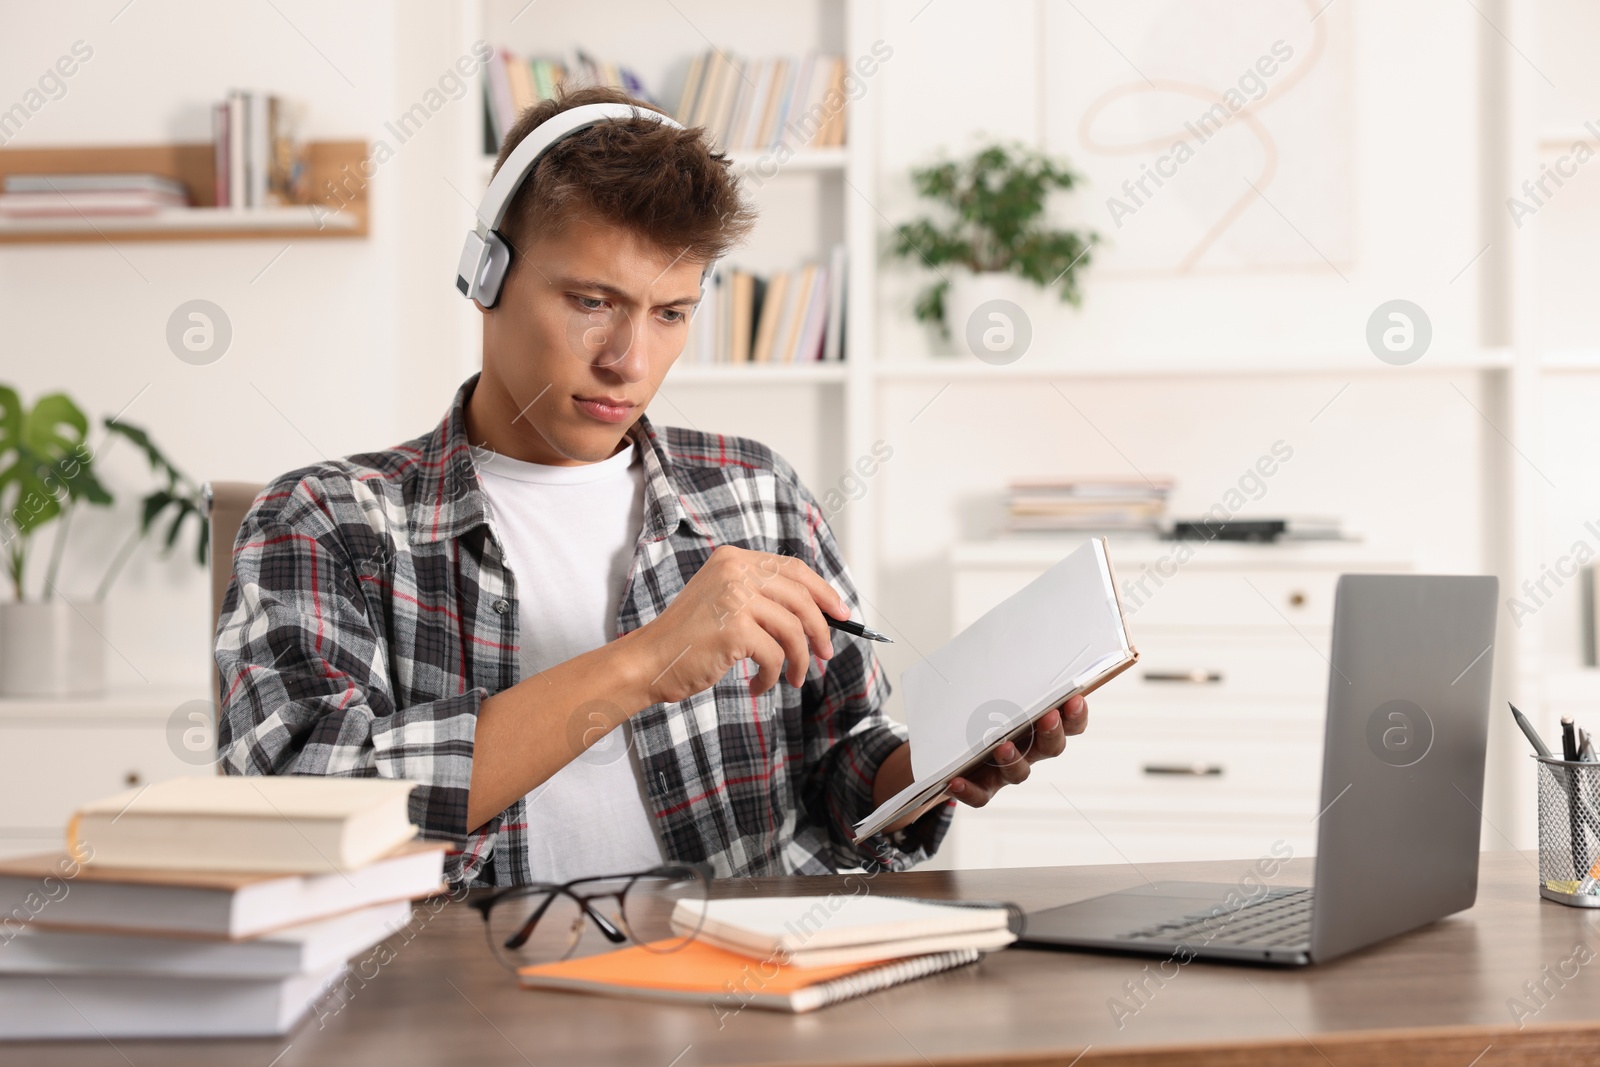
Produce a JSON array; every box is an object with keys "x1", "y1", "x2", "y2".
[{"x1": 903, "y1": 539, "x2": 1129, "y2": 782}]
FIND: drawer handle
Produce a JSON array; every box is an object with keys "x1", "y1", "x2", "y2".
[
  {"x1": 1142, "y1": 669, "x2": 1223, "y2": 685},
  {"x1": 1143, "y1": 763, "x2": 1224, "y2": 777}
]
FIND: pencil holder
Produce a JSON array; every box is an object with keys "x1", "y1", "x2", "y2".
[{"x1": 1535, "y1": 756, "x2": 1600, "y2": 907}]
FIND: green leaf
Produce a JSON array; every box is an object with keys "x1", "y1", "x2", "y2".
[
  {"x1": 140, "y1": 489, "x2": 176, "y2": 534},
  {"x1": 163, "y1": 501, "x2": 191, "y2": 551},
  {"x1": 103, "y1": 418, "x2": 185, "y2": 490},
  {"x1": 885, "y1": 141, "x2": 1099, "y2": 330},
  {"x1": 0, "y1": 389, "x2": 111, "y2": 543}
]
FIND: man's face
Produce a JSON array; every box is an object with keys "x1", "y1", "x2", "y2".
[{"x1": 473, "y1": 213, "x2": 705, "y2": 465}]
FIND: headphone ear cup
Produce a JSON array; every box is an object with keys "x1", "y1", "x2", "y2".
[{"x1": 475, "y1": 232, "x2": 515, "y2": 309}]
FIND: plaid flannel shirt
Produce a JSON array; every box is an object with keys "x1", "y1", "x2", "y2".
[{"x1": 216, "y1": 375, "x2": 953, "y2": 886}]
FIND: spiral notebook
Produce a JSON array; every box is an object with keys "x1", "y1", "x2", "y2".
[{"x1": 517, "y1": 941, "x2": 981, "y2": 1013}]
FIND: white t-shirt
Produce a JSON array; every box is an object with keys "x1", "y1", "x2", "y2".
[{"x1": 476, "y1": 441, "x2": 665, "y2": 884}]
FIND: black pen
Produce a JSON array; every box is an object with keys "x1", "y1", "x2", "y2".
[
  {"x1": 827, "y1": 617, "x2": 893, "y2": 643},
  {"x1": 1562, "y1": 717, "x2": 1580, "y2": 762}
]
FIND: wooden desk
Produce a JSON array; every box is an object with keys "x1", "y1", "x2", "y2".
[{"x1": 4, "y1": 851, "x2": 1598, "y2": 1066}]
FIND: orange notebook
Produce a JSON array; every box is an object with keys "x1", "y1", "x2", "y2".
[{"x1": 517, "y1": 941, "x2": 981, "y2": 1013}]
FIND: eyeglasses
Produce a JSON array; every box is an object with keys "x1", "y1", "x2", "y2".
[{"x1": 468, "y1": 864, "x2": 711, "y2": 970}]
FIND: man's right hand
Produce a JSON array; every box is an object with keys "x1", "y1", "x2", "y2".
[{"x1": 634, "y1": 545, "x2": 849, "y2": 705}]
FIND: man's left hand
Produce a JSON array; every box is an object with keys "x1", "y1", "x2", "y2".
[{"x1": 947, "y1": 694, "x2": 1088, "y2": 807}]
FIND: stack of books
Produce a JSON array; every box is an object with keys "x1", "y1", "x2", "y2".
[
  {"x1": 518, "y1": 895, "x2": 1016, "y2": 1013},
  {"x1": 211, "y1": 90, "x2": 309, "y2": 209},
  {"x1": 676, "y1": 51, "x2": 847, "y2": 154},
  {"x1": 0, "y1": 777, "x2": 447, "y2": 1040},
  {"x1": 483, "y1": 46, "x2": 655, "y2": 148},
  {"x1": 688, "y1": 245, "x2": 847, "y2": 365},
  {"x1": 0, "y1": 173, "x2": 189, "y2": 219},
  {"x1": 1002, "y1": 477, "x2": 1174, "y2": 537}
]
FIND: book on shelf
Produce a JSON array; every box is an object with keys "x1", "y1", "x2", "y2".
[
  {"x1": 517, "y1": 941, "x2": 982, "y2": 1013},
  {"x1": 688, "y1": 249, "x2": 846, "y2": 366},
  {"x1": 68, "y1": 775, "x2": 421, "y2": 874},
  {"x1": 669, "y1": 895, "x2": 1017, "y2": 969},
  {"x1": 676, "y1": 49, "x2": 847, "y2": 154},
  {"x1": 483, "y1": 45, "x2": 657, "y2": 150},
  {"x1": 215, "y1": 89, "x2": 309, "y2": 209}
]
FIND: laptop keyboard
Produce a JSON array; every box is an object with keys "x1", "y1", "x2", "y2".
[{"x1": 1117, "y1": 886, "x2": 1313, "y2": 949}]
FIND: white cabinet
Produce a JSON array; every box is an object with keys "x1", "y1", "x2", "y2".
[
  {"x1": 933, "y1": 540, "x2": 1412, "y2": 870},
  {"x1": 0, "y1": 692, "x2": 215, "y2": 860}
]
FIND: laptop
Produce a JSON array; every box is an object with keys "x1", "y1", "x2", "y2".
[{"x1": 1017, "y1": 573, "x2": 1498, "y2": 966}]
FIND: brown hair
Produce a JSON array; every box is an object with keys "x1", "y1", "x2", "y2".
[{"x1": 491, "y1": 84, "x2": 756, "y2": 271}]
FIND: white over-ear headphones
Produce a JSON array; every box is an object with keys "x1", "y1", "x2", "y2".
[{"x1": 455, "y1": 101, "x2": 716, "y2": 315}]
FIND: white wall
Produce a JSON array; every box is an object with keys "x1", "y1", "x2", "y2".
[
  {"x1": 862, "y1": 0, "x2": 1496, "y2": 713},
  {"x1": 0, "y1": 0, "x2": 477, "y2": 692}
]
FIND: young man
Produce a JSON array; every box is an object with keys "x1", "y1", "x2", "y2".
[{"x1": 216, "y1": 86, "x2": 1088, "y2": 887}]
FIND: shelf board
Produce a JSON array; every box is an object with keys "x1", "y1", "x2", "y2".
[
  {"x1": 0, "y1": 140, "x2": 370, "y2": 243},
  {"x1": 667, "y1": 362, "x2": 846, "y2": 384},
  {"x1": 873, "y1": 349, "x2": 1515, "y2": 380},
  {"x1": 951, "y1": 538, "x2": 1409, "y2": 570},
  {"x1": 0, "y1": 205, "x2": 360, "y2": 243},
  {"x1": 1537, "y1": 127, "x2": 1600, "y2": 148},
  {"x1": 1540, "y1": 348, "x2": 1600, "y2": 370},
  {"x1": 478, "y1": 145, "x2": 846, "y2": 185},
  {"x1": 724, "y1": 146, "x2": 847, "y2": 173}
]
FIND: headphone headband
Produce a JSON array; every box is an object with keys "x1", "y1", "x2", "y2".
[{"x1": 455, "y1": 102, "x2": 716, "y2": 313}]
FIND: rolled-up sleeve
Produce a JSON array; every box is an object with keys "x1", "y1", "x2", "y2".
[{"x1": 215, "y1": 483, "x2": 492, "y2": 884}]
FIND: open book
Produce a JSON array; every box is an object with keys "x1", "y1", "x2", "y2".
[{"x1": 853, "y1": 538, "x2": 1138, "y2": 843}]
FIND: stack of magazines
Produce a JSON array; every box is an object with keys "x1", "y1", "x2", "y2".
[
  {"x1": 1002, "y1": 477, "x2": 1173, "y2": 536},
  {"x1": 0, "y1": 173, "x2": 189, "y2": 218}
]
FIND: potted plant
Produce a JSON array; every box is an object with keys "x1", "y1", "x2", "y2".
[
  {"x1": 0, "y1": 385, "x2": 205, "y2": 697},
  {"x1": 886, "y1": 141, "x2": 1099, "y2": 349}
]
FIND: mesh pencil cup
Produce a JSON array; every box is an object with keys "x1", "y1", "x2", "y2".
[{"x1": 1535, "y1": 755, "x2": 1600, "y2": 907}]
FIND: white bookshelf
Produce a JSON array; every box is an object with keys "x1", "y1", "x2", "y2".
[{"x1": 458, "y1": 0, "x2": 882, "y2": 589}]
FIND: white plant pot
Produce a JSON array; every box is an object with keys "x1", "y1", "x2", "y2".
[
  {"x1": 942, "y1": 270, "x2": 1036, "y2": 362},
  {"x1": 0, "y1": 601, "x2": 106, "y2": 698}
]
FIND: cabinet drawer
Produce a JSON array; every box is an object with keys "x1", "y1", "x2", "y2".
[
  {"x1": 985, "y1": 732, "x2": 1322, "y2": 816},
  {"x1": 1119, "y1": 568, "x2": 1340, "y2": 629},
  {"x1": 1111, "y1": 636, "x2": 1331, "y2": 702},
  {"x1": 0, "y1": 722, "x2": 214, "y2": 830},
  {"x1": 955, "y1": 558, "x2": 1408, "y2": 633},
  {"x1": 943, "y1": 810, "x2": 1316, "y2": 869}
]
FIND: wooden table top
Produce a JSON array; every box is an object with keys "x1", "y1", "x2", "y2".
[{"x1": 4, "y1": 850, "x2": 1599, "y2": 1066}]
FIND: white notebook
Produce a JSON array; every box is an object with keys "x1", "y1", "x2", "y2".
[
  {"x1": 670, "y1": 894, "x2": 1016, "y2": 968},
  {"x1": 853, "y1": 538, "x2": 1138, "y2": 842}
]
